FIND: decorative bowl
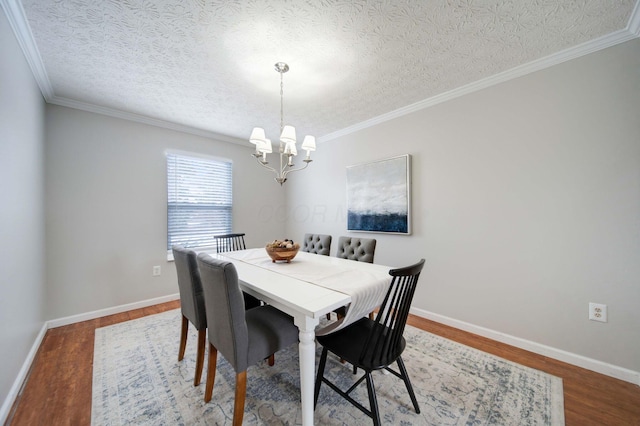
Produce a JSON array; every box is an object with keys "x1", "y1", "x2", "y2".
[{"x1": 265, "y1": 240, "x2": 300, "y2": 263}]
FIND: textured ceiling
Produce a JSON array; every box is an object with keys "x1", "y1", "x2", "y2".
[{"x1": 14, "y1": 0, "x2": 640, "y2": 143}]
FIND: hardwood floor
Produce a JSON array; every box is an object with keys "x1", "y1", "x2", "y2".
[{"x1": 6, "y1": 301, "x2": 640, "y2": 425}]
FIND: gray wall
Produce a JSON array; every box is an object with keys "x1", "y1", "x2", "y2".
[
  {"x1": 45, "y1": 105, "x2": 286, "y2": 319},
  {"x1": 0, "y1": 10, "x2": 46, "y2": 417},
  {"x1": 286, "y1": 39, "x2": 640, "y2": 374}
]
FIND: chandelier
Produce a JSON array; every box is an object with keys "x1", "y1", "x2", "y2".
[{"x1": 249, "y1": 62, "x2": 316, "y2": 185}]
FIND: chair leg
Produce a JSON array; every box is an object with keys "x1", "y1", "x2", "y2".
[
  {"x1": 268, "y1": 354, "x2": 275, "y2": 366},
  {"x1": 233, "y1": 371, "x2": 247, "y2": 426},
  {"x1": 204, "y1": 343, "x2": 218, "y2": 402},
  {"x1": 194, "y1": 328, "x2": 206, "y2": 386},
  {"x1": 365, "y1": 372, "x2": 381, "y2": 426},
  {"x1": 178, "y1": 315, "x2": 188, "y2": 361},
  {"x1": 314, "y1": 347, "x2": 329, "y2": 408},
  {"x1": 336, "y1": 311, "x2": 347, "y2": 363},
  {"x1": 396, "y1": 356, "x2": 420, "y2": 413}
]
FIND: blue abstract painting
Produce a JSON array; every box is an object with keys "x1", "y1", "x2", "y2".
[{"x1": 347, "y1": 154, "x2": 411, "y2": 234}]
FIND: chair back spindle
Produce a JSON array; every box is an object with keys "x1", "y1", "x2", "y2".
[
  {"x1": 214, "y1": 233, "x2": 247, "y2": 253},
  {"x1": 360, "y1": 259, "x2": 424, "y2": 369}
]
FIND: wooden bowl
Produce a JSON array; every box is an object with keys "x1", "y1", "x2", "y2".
[{"x1": 265, "y1": 246, "x2": 299, "y2": 263}]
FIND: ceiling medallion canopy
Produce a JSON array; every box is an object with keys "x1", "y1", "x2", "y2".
[{"x1": 249, "y1": 62, "x2": 315, "y2": 186}]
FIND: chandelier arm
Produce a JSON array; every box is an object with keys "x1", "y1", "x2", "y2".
[
  {"x1": 281, "y1": 160, "x2": 311, "y2": 178},
  {"x1": 253, "y1": 155, "x2": 279, "y2": 175}
]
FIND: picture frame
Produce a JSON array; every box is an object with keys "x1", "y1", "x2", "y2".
[{"x1": 346, "y1": 154, "x2": 411, "y2": 235}]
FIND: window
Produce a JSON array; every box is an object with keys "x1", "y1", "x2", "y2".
[{"x1": 166, "y1": 151, "x2": 232, "y2": 255}]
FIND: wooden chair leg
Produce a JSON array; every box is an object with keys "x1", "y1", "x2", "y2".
[
  {"x1": 268, "y1": 354, "x2": 275, "y2": 366},
  {"x1": 233, "y1": 371, "x2": 247, "y2": 426},
  {"x1": 204, "y1": 343, "x2": 218, "y2": 402},
  {"x1": 178, "y1": 315, "x2": 188, "y2": 361},
  {"x1": 194, "y1": 328, "x2": 206, "y2": 386}
]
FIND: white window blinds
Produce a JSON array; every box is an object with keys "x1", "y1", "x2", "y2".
[{"x1": 166, "y1": 152, "x2": 232, "y2": 251}]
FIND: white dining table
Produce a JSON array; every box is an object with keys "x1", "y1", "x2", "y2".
[{"x1": 211, "y1": 248, "x2": 392, "y2": 426}]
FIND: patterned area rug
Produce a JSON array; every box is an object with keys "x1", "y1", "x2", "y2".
[{"x1": 92, "y1": 309, "x2": 564, "y2": 425}]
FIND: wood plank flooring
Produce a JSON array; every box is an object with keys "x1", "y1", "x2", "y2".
[{"x1": 6, "y1": 301, "x2": 640, "y2": 425}]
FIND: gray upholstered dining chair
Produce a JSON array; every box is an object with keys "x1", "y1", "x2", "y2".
[
  {"x1": 336, "y1": 236, "x2": 377, "y2": 263},
  {"x1": 172, "y1": 245, "x2": 208, "y2": 386},
  {"x1": 213, "y1": 232, "x2": 261, "y2": 310},
  {"x1": 332, "y1": 236, "x2": 377, "y2": 319},
  {"x1": 301, "y1": 233, "x2": 332, "y2": 256},
  {"x1": 196, "y1": 253, "x2": 299, "y2": 425},
  {"x1": 172, "y1": 244, "x2": 262, "y2": 386}
]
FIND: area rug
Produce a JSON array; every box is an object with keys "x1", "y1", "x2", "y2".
[{"x1": 92, "y1": 309, "x2": 564, "y2": 425}]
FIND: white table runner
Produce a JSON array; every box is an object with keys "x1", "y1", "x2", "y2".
[{"x1": 222, "y1": 249, "x2": 392, "y2": 335}]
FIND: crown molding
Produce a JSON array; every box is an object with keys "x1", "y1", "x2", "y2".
[
  {"x1": 49, "y1": 96, "x2": 246, "y2": 145},
  {"x1": 1, "y1": 0, "x2": 54, "y2": 100},
  {"x1": 629, "y1": 0, "x2": 640, "y2": 36},
  {"x1": 319, "y1": 24, "x2": 640, "y2": 143}
]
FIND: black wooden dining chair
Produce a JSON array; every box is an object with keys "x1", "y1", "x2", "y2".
[
  {"x1": 196, "y1": 253, "x2": 299, "y2": 425},
  {"x1": 314, "y1": 259, "x2": 426, "y2": 426},
  {"x1": 214, "y1": 233, "x2": 247, "y2": 253}
]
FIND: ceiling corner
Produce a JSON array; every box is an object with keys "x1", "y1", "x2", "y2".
[{"x1": 1, "y1": 0, "x2": 54, "y2": 100}]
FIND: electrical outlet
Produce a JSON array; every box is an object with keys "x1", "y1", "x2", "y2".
[
  {"x1": 588, "y1": 303, "x2": 607, "y2": 322},
  {"x1": 153, "y1": 265, "x2": 161, "y2": 276}
]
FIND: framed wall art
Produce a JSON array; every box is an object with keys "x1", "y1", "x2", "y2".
[{"x1": 346, "y1": 154, "x2": 411, "y2": 235}]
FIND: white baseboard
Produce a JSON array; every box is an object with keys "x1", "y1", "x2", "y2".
[
  {"x1": 46, "y1": 293, "x2": 180, "y2": 328},
  {"x1": 0, "y1": 322, "x2": 47, "y2": 425},
  {"x1": 411, "y1": 306, "x2": 640, "y2": 386},
  {"x1": 1, "y1": 293, "x2": 181, "y2": 424}
]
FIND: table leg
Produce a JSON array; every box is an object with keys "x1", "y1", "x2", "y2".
[{"x1": 294, "y1": 315, "x2": 319, "y2": 426}]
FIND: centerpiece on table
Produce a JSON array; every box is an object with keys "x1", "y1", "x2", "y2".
[{"x1": 265, "y1": 239, "x2": 300, "y2": 263}]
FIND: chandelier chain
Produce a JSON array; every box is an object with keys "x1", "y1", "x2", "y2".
[{"x1": 280, "y1": 71, "x2": 284, "y2": 133}]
